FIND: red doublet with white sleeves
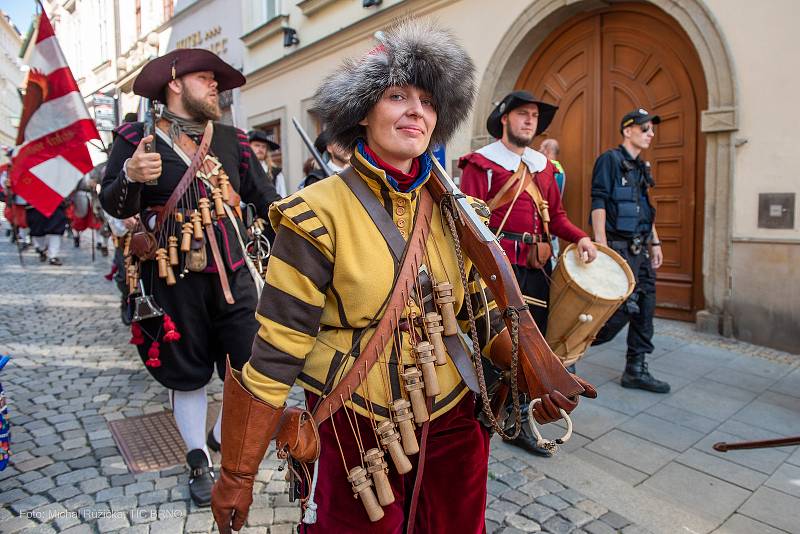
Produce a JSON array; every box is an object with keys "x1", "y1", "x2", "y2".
[{"x1": 458, "y1": 141, "x2": 586, "y2": 267}]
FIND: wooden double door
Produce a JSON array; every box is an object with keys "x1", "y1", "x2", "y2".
[{"x1": 517, "y1": 3, "x2": 707, "y2": 320}]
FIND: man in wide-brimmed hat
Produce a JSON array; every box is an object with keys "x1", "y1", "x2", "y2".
[
  {"x1": 211, "y1": 19, "x2": 595, "y2": 533},
  {"x1": 459, "y1": 90, "x2": 597, "y2": 457},
  {"x1": 100, "y1": 48, "x2": 280, "y2": 507},
  {"x1": 248, "y1": 129, "x2": 287, "y2": 196}
]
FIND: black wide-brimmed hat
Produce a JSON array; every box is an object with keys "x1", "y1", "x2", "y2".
[
  {"x1": 486, "y1": 90, "x2": 558, "y2": 139},
  {"x1": 133, "y1": 48, "x2": 246, "y2": 100},
  {"x1": 247, "y1": 130, "x2": 280, "y2": 151}
]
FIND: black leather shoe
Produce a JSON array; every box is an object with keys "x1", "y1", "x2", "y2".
[
  {"x1": 503, "y1": 431, "x2": 553, "y2": 457},
  {"x1": 206, "y1": 429, "x2": 220, "y2": 453},
  {"x1": 621, "y1": 355, "x2": 670, "y2": 393},
  {"x1": 48, "y1": 257, "x2": 62, "y2": 266},
  {"x1": 186, "y1": 449, "x2": 214, "y2": 507},
  {"x1": 37, "y1": 249, "x2": 47, "y2": 262}
]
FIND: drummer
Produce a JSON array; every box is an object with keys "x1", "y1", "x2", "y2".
[{"x1": 459, "y1": 90, "x2": 597, "y2": 456}]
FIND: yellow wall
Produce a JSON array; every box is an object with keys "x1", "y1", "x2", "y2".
[{"x1": 705, "y1": 0, "x2": 800, "y2": 240}]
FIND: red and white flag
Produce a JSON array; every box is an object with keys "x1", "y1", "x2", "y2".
[{"x1": 10, "y1": 10, "x2": 100, "y2": 217}]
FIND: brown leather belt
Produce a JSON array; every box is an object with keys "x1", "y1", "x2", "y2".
[{"x1": 490, "y1": 228, "x2": 548, "y2": 244}]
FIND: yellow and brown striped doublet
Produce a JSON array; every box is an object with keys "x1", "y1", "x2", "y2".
[{"x1": 241, "y1": 151, "x2": 507, "y2": 420}]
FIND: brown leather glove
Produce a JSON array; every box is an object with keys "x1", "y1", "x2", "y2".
[
  {"x1": 211, "y1": 363, "x2": 284, "y2": 534},
  {"x1": 212, "y1": 469, "x2": 256, "y2": 533},
  {"x1": 489, "y1": 330, "x2": 597, "y2": 424},
  {"x1": 530, "y1": 374, "x2": 597, "y2": 424}
]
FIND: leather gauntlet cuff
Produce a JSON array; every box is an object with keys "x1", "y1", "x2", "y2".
[{"x1": 220, "y1": 362, "x2": 284, "y2": 476}]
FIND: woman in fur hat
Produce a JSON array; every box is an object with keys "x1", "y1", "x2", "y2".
[{"x1": 212, "y1": 18, "x2": 591, "y2": 533}]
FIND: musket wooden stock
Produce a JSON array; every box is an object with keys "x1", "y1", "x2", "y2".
[
  {"x1": 713, "y1": 436, "x2": 800, "y2": 452},
  {"x1": 427, "y1": 163, "x2": 584, "y2": 400}
]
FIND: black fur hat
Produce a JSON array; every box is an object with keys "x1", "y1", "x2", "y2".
[{"x1": 313, "y1": 18, "x2": 476, "y2": 149}]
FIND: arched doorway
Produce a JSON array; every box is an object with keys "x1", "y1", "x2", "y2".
[{"x1": 514, "y1": 3, "x2": 707, "y2": 321}]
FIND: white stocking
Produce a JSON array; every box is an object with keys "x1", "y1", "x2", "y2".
[
  {"x1": 169, "y1": 387, "x2": 211, "y2": 465},
  {"x1": 47, "y1": 234, "x2": 61, "y2": 258},
  {"x1": 213, "y1": 403, "x2": 222, "y2": 442}
]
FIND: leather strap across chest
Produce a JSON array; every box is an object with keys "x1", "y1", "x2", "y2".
[
  {"x1": 311, "y1": 168, "x2": 433, "y2": 426},
  {"x1": 339, "y1": 167, "x2": 480, "y2": 393}
]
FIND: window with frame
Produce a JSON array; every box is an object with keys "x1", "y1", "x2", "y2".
[
  {"x1": 244, "y1": 0, "x2": 281, "y2": 33},
  {"x1": 255, "y1": 120, "x2": 282, "y2": 168}
]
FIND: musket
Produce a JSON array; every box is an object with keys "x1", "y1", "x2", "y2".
[
  {"x1": 427, "y1": 153, "x2": 584, "y2": 401},
  {"x1": 713, "y1": 436, "x2": 800, "y2": 452},
  {"x1": 291, "y1": 117, "x2": 333, "y2": 177}
]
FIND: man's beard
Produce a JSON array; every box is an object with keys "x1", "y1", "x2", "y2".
[
  {"x1": 507, "y1": 127, "x2": 534, "y2": 149},
  {"x1": 181, "y1": 91, "x2": 221, "y2": 121}
]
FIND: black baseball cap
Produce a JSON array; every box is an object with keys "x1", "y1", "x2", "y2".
[{"x1": 620, "y1": 108, "x2": 661, "y2": 131}]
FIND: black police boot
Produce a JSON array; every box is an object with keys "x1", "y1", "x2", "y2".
[
  {"x1": 621, "y1": 354, "x2": 670, "y2": 393},
  {"x1": 503, "y1": 424, "x2": 553, "y2": 457},
  {"x1": 186, "y1": 449, "x2": 214, "y2": 507},
  {"x1": 206, "y1": 429, "x2": 220, "y2": 453}
]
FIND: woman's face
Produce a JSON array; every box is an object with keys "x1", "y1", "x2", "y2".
[{"x1": 360, "y1": 85, "x2": 438, "y2": 172}]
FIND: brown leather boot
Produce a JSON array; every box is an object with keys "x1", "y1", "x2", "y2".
[{"x1": 211, "y1": 364, "x2": 284, "y2": 534}]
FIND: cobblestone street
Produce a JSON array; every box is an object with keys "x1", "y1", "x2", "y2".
[{"x1": 0, "y1": 230, "x2": 797, "y2": 534}]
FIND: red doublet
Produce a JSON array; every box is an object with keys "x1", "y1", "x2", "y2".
[{"x1": 459, "y1": 152, "x2": 586, "y2": 266}]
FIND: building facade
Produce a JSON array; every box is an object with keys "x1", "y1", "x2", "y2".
[
  {"x1": 0, "y1": 10, "x2": 24, "y2": 164},
  {"x1": 239, "y1": 0, "x2": 800, "y2": 353}
]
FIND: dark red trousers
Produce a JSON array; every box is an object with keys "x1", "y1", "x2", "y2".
[{"x1": 301, "y1": 393, "x2": 490, "y2": 534}]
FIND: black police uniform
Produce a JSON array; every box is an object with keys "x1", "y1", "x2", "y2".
[
  {"x1": 100, "y1": 122, "x2": 280, "y2": 390},
  {"x1": 590, "y1": 145, "x2": 669, "y2": 393}
]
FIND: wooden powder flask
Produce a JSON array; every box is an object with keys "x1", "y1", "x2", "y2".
[
  {"x1": 180, "y1": 223, "x2": 193, "y2": 252},
  {"x1": 401, "y1": 367, "x2": 429, "y2": 424},
  {"x1": 377, "y1": 419, "x2": 412, "y2": 474},
  {"x1": 165, "y1": 264, "x2": 176, "y2": 286},
  {"x1": 211, "y1": 188, "x2": 225, "y2": 218},
  {"x1": 414, "y1": 342, "x2": 440, "y2": 397},
  {"x1": 198, "y1": 198, "x2": 212, "y2": 226},
  {"x1": 127, "y1": 264, "x2": 138, "y2": 294},
  {"x1": 363, "y1": 448, "x2": 394, "y2": 506},
  {"x1": 434, "y1": 282, "x2": 458, "y2": 336},
  {"x1": 423, "y1": 312, "x2": 447, "y2": 366},
  {"x1": 191, "y1": 211, "x2": 203, "y2": 240},
  {"x1": 174, "y1": 211, "x2": 184, "y2": 224},
  {"x1": 390, "y1": 399, "x2": 418, "y2": 455},
  {"x1": 123, "y1": 234, "x2": 132, "y2": 257},
  {"x1": 155, "y1": 248, "x2": 168, "y2": 278},
  {"x1": 347, "y1": 466, "x2": 384, "y2": 522},
  {"x1": 168, "y1": 236, "x2": 179, "y2": 266},
  {"x1": 218, "y1": 173, "x2": 231, "y2": 203}
]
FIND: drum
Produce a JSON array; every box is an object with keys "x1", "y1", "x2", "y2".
[{"x1": 546, "y1": 243, "x2": 635, "y2": 367}]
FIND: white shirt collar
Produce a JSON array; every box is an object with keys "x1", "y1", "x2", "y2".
[{"x1": 476, "y1": 140, "x2": 547, "y2": 173}]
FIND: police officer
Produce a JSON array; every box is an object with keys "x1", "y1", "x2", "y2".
[{"x1": 590, "y1": 109, "x2": 670, "y2": 393}]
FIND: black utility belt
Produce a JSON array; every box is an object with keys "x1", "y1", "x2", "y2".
[
  {"x1": 609, "y1": 234, "x2": 650, "y2": 255},
  {"x1": 490, "y1": 229, "x2": 549, "y2": 244}
]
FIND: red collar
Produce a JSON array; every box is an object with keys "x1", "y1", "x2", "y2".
[{"x1": 362, "y1": 144, "x2": 419, "y2": 191}]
